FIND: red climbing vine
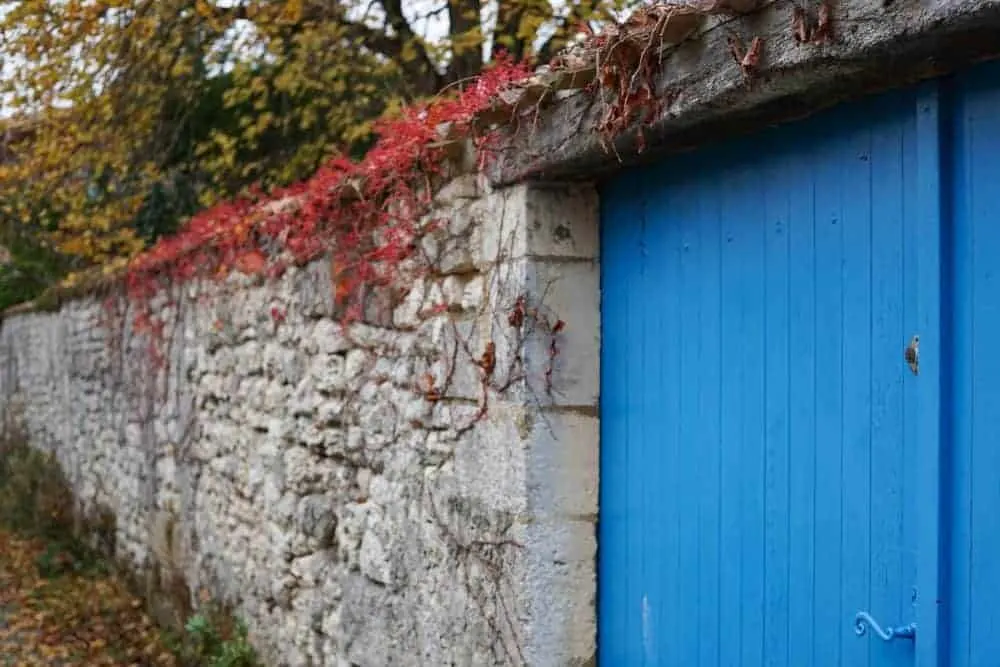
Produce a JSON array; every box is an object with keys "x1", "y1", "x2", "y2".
[{"x1": 119, "y1": 55, "x2": 534, "y2": 366}]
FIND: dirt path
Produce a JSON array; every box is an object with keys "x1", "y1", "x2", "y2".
[{"x1": 0, "y1": 529, "x2": 179, "y2": 666}]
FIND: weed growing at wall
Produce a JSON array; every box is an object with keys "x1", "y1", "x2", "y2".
[{"x1": 169, "y1": 605, "x2": 259, "y2": 667}]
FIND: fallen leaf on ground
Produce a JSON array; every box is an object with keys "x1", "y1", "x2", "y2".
[{"x1": 0, "y1": 528, "x2": 179, "y2": 666}]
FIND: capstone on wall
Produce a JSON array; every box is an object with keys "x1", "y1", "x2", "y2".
[{"x1": 0, "y1": 179, "x2": 600, "y2": 667}]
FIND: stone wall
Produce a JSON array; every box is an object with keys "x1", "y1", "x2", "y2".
[{"x1": 0, "y1": 179, "x2": 600, "y2": 667}]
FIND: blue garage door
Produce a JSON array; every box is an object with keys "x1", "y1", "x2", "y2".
[
  {"x1": 600, "y1": 58, "x2": 1000, "y2": 667},
  {"x1": 598, "y1": 73, "x2": 955, "y2": 664}
]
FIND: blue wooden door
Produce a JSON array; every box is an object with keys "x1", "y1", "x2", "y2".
[{"x1": 599, "y1": 87, "x2": 930, "y2": 666}]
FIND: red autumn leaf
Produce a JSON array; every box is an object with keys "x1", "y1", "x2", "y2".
[{"x1": 234, "y1": 250, "x2": 267, "y2": 275}]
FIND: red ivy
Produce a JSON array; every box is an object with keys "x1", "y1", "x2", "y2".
[{"x1": 120, "y1": 56, "x2": 533, "y2": 360}]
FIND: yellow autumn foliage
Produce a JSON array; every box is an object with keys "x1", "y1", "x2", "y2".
[{"x1": 0, "y1": 0, "x2": 636, "y2": 268}]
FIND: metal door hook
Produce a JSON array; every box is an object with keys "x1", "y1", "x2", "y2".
[{"x1": 854, "y1": 611, "x2": 916, "y2": 641}]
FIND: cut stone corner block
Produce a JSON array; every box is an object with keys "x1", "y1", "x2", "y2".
[{"x1": 479, "y1": 182, "x2": 600, "y2": 265}]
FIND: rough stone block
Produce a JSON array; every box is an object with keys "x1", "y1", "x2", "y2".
[
  {"x1": 527, "y1": 409, "x2": 598, "y2": 519},
  {"x1": 521, "y1": 518, "x2": 597, "y2": 667},
  {"x1": 524, "y1": 259, "x2": 600, "y2": 408},
  {"x1": 479, "y1": 184, "x2": 599, "y2": 264},
  {"x1": 433, "y1": 175, "x2": 479, "y2": 205},
  {"x1": 524, "y1": 184, "x2": 599, "y2": 259},
  {"x1": 454, "y1": 403, "x2": 528, "y2": 515},
  {"x1": 477, "y1": 187, "x2": 527, "y2": 264}
]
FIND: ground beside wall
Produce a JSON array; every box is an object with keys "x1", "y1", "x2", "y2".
[{"x1": 0, "y1": 179, "x2": 600, "y2": 667}]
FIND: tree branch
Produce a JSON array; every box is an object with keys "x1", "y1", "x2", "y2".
[
  {"x1": 214, "y1": 1, "x2": 442, "y2": 97},
  {"x1": 379, "y1": 0, "x2": 444, "y2": 93},
  {"x1": 491, "y1": 0, "x2": 531, "y2": 63},
  {"x1": 535, "y1": 1, "x2": 598, "y2": 64},
  {"x1": 445, "y1": 0, "x2": 484, "y2": 84}
]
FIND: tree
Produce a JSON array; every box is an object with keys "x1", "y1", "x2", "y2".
[
  {"x1": 0, "y1": 0, "x2": 635, "y2": 272},
  {"x1": 0, "y1": 197, "x2": 74, "y2": 310}
]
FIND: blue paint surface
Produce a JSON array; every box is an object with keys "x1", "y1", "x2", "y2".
[
  {"x1": 599, "y1": 88, "x2": 925, "y2": 666},
  {"x1": 945, "y1": 58, "x2": 1000, "y2": 667},
  {"x1": 913, "y1": 82, "x2": 946, "y2": 667},
  {"x1": 598, "y1": 58, "x2": 1000, "y2": 666}
]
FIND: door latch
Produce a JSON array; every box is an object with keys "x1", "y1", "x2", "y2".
[
  {"x1": 905, "y1": 335, "x2": 919, "y2": 375},
  {"x1": 854, "y1": 611, "x2": 917, "y2": 641}
]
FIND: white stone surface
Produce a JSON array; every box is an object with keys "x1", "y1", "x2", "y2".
[{"x1": 0, "y1": 181, "x2": 601, "y2": 667}]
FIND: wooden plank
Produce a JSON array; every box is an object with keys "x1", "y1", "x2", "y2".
[
  {"x1": 597, "y1": 172, "x2": 643, "y2": 664},
  {"x1": 811, "y1": 113, "x2": 845, "y2": 664},
  {"x1": 914, "y1": 79, "x2": 944, "y2": 667},
  {"x1": 868, "y1": 89, "x2": 910, "y2": 667},
  {"x1": 785, "y1": 122, "x2": 817, "y2": 667},
  {"x1": 695, "y1": 148, "x2": 723, "y2": 667},
  {"x1": 761, "y1": 124, "x2": 791, "y2": 667},
  {"x1": 839, "y1": 108, "x2": 874, "y2": 667}
]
